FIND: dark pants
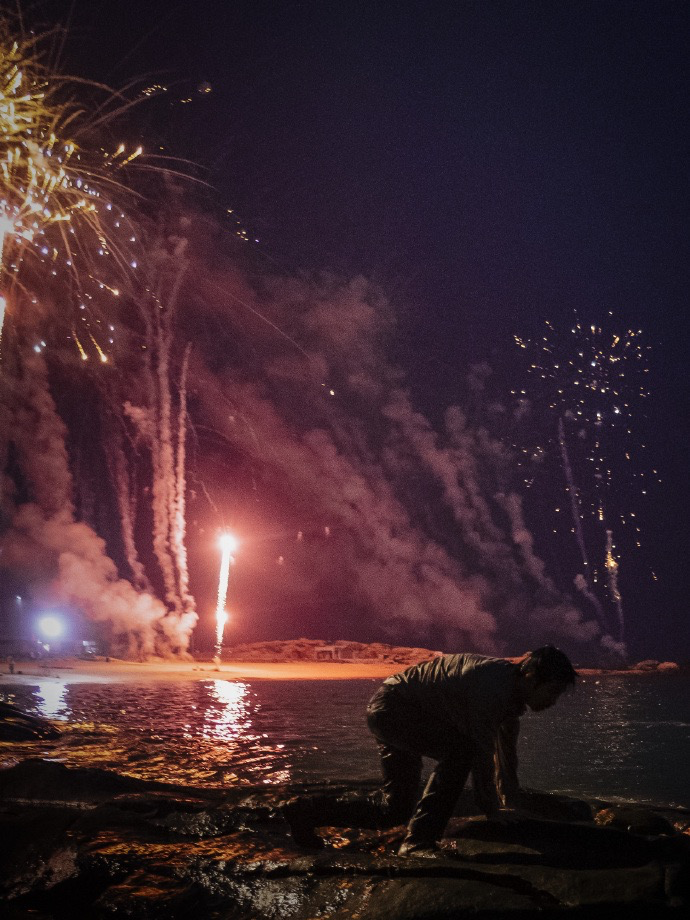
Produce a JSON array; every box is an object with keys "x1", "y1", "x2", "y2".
[{"x1": 366, "y1": 685, "x2": 474, "y2": 845}]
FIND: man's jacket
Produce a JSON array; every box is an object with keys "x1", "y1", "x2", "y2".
[{"x1": 379, "y1": 652, "x2": 524, "y2": 814}]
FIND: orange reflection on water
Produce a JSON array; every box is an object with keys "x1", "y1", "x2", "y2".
[
  {"x1": 200, "y1": 679, "x2": 292, "y2": 785},
  {"x1": 202, "y1": 679, "x2": 252, "y2": 744}
]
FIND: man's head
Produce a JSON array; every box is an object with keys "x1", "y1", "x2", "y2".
[{"x1": 518, "y1": 646, "x2": 577, "y2": 712}]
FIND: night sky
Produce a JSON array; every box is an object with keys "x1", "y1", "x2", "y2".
[{"x1": 21, "y1": 0, "x2": 690, "y2": 659}]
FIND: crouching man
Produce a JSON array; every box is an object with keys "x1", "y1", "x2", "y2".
[{"x1": 366, "y1": 645, "x2": 577, "y2": 856}]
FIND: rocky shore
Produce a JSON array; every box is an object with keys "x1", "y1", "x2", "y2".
[{"x1": 1, "y1": 755, "x2": 688, "y2": 918}]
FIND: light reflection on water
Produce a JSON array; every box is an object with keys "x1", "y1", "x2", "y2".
[
  {"x1": 518, "y1": 673, "x2": 690, "y2": 808},
  {"x1": 0, "y1": 679, "x2": 370, "y2": 788},
  {"x1": 1, "y1": 674, "x2": 689, "y2": 808},
  {"x1": 33, "y1": 680, "x2": 69, "y2": 720}
]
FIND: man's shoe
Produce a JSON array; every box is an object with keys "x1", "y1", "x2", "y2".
[{"x1": 397, "y1": 839, "x2": 439, "y2": 857}]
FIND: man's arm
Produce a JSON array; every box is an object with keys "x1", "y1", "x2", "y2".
[
  {"x1": 467, "y1": 717, "x2": 503, "y2": 819},
  {"x1": 452, "y1": 659, "x2": 521, "y2": 819},
  {"x1": 494, "y1": 716, "x2": 521, "y2": 806}
]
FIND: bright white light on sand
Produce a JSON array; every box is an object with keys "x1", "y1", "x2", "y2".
[{"x1": 38, "y1": 615, "x2": 64, "y2": 638}]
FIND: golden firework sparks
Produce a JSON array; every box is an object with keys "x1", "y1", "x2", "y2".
[{"x1": 0, "y1": 15, "x2": 171, "y2": 354}]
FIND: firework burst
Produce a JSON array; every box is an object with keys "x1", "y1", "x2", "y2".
[
  {"x1": 0, "y1": 15, "x2": 164, "y2": 357},
  {"x1": 514, "y1": 314, "x2": 656, "y2": 654}
]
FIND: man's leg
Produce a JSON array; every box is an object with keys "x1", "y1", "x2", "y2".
[
  {"x1": 283, "y1": 691, "x2": 422, "y2": 846},
  {"x1": 378, "y1": 742, "x2": 423, "y2": 826},
  {"x1": 367, "y1": 688, "x2": 424, "y2": 825},
  {"x1": 401, "y1": 748, "x2": 473, "y2": 851}
]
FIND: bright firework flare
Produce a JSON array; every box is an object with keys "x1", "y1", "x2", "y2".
[
  {"x1": 0, "y1": 15, "x2": 169, "y2": 355},
  {"x1": 215, "y1": 532, "x2": 238, "y2": 661}
]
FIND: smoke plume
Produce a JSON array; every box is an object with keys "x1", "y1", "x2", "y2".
[
  {"x1": 1, "y1": 211, "x2": 610, "y2": 660},
  {"x1": 0, "y1": 353, "x2": 192, "y2": 657},
  {"x1": 169, "y1": 220, "x2": 603, "y2": 655}
]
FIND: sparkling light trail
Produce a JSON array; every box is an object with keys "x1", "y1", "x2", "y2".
[
  {"x1": 514, "y1": 312, "x2": 655, "y2": 656},
  {"x1": 214, "y1": 532, "x2": 238, "y2": 661}
]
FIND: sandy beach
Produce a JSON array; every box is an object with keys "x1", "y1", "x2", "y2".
[
  {"x1": 1, "y1": 655, "x2": 677, "y2": 686},
  {"x1": 0, "y1": 638, "x2": 447, "y2": 685},
  {"x1": 0, "y1": 656, "x2": 406, "y2": 685}
]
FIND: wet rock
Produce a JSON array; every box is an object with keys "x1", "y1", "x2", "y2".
[
  {"x1": 94, "y1": 869, "x2": 201, "y2": 919},
  {"x1": 0, "y1": 804, "x2": 80, "y2": 898},
  {"x1": 334, "y1": 875, "x2": 538, "y2": 918},
  {"x1": 1, "y1": 759, "x2": 688, "y2": 918},
  {"x1": 446, "y1": 815, "x2": 658, "y2": 869},
  {"x1": 595, "y1": 805, "x2": 677, "y2": 836},
  {"x1": 514, "y1": 789, "x2": 593, "y2": 822},
  {"x1": 0, "y1": 758, "x2": 224, "y2": 805},
  {"x1": 0, "y1": 702, "x2": 61, "y2": 741}
]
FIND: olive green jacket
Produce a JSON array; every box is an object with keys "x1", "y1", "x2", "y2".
[{"x1": 383, "y1": 652, "x2": 524, "y2": 814}]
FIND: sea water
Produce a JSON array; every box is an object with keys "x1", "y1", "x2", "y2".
[{"x1": 1, "y1": 672, "x2": 689, "y2": 809}]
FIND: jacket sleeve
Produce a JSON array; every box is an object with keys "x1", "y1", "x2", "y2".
[
  {"x1": 466, "y1": 707, "x2": 503, "y2": 817},
  {"x1": 494, "y1": 716, "x2": 521, "y2": 805}
]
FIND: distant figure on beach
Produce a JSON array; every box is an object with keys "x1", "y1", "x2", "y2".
[{"x1": 366, "y1": 646, "x2": 577, "y2": 855}]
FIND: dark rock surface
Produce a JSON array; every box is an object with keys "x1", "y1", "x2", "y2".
[
  {"x1": 0, "y1": 702, "x2": 61, "y2": 741},
  {"x1": 1, "y1": 759, "x2": 689, "y2": 918}
]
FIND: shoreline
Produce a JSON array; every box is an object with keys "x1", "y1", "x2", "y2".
[
  {"x1": 0, "y1": 656, "x2": 406, "y2": 684},
  {"x1": 0, "y1": 656, "x2": 683, "y2": 686}
]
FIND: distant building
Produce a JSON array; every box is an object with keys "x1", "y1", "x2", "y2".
[{"x1": 315, "y1": 644, "x2": 343, "y2": 661}]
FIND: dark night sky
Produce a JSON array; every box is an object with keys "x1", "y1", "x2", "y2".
[{"x1": 31, "y1": 0, "x2": 690, "y2": 656}]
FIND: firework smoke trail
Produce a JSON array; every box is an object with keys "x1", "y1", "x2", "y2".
[
  {"x1": 556, "y1": 414, "x2": 607, "y2": 622},
  {"x1": 215, "y1": 534, "x2": 236, "y2": 658},
  {"x1": 124, "y1": 245, "x2": 197, "y2": 632},
  {"x1": 105, "y1": 413, "x2": 151, "y2": 592},
  {"x1": 173, "y1": 341, "x2": 195, "y2": 616},
  {"x1": 133, "y1": 282, "x2": 180, "y2": 615},
  {"x1": 154, "y1": 290, "x2": 180, "y2": 614},
  {"x1": 557, "y1": 418, "x2": 590, "y2": 574},
  {"x1": 161, "y1": 253, "x2": 189, "y2": 612},
  {"x1": 0, "y1": 353, "x2": 188, "y2": 656},
  {"x1": 151, "y1": 254, "x2": 192, "y2": 617}
]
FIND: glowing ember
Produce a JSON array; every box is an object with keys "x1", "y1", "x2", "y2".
[{"x1": 214, "y1": 532, "x2": 238, "y2": 659}]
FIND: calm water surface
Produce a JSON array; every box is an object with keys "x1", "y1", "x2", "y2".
[{"x1": 1, "y1": 673, "x2": 688, "y2": 809}]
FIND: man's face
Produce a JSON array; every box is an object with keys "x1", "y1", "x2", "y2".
[{"x1": 525, "y1": 679, "x2": 568, "y2": 712}]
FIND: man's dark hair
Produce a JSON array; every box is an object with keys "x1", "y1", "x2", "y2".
[{"x1": 521, "y1": 646, "x2": 577, "y2": 686}]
